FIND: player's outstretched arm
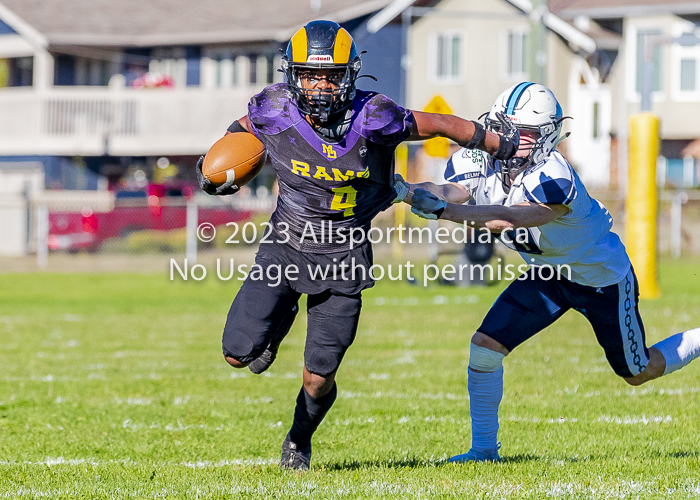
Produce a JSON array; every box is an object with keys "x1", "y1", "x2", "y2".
[
  {"x1": 409, "y1": 181, "x2": 469, "y2": 205},
  {"x1": 411, "y1": 188, "x2": 568, "y2": 229},
  {"x1": 392, "y1": 175, "x2": 469, "y2": 205},
  {"x1": 413, "y1": 181, "x2": 470, "y2": 204},
  {"x1": 408, "y1": 111, "x2": 518, "y2": 161}
]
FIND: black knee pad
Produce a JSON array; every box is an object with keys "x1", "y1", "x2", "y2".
[
  {"x1": 222, "y1": 338, "x2": 262, "y2": 365},
  {"x1": 221, "y1": 266, "x2": 301, "y2": 364},
  {"x1": 305, "y1": 350, "x2": 343, "y2": 377},
  {"x1": 304, "y1": 292, "x2": 362, "y2": 376}
]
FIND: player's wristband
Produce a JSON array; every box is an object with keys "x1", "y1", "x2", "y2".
[
  {"x1": 227, "y1": 120, "x2": 247, "y2": 134},
  {"x1": 492, "y1": 135, "x2": 517, "y2": 161},
  {"x1": 461, "y1": 121, "x2": 486, "y2": 150}
]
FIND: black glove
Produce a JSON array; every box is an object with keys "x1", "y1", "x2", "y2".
[
  {"x1": 196, "y1": 156, "x2": 240, "y2": 196},
  {"x1": 491, "y1": 112, "x2": 520, "y2": 161}
]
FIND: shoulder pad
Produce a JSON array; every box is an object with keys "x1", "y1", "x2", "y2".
[
  {"x1": 521, "y1": 152, "x2": 577, "y2": 205},
  {"x1": 354, "y1": 91, "x2": 413, "y2": 146},
  {"x1": 247, "y1": 84, "x2": 294, "y2": 135},
  {"x1": 444, "y1": 148, "x2": 486, "y2": 183}
]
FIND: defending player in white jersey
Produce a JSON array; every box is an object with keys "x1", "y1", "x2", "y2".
[{"x1": 394, "y1": 82, "x2": 700, "y2": 462}]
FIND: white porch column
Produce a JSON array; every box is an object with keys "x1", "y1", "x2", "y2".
[{"x1": 33, "y1": 48, "x2": 53, "y2": 90}]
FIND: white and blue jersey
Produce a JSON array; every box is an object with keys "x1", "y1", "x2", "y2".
[
  {"x1": 447, "y1": 147, "x2": 649, "y2": 377},
  {"x1": 445, "y1": 148, "x2": 631, "y2": 288}
]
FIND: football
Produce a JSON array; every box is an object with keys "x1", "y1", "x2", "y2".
[{"x1": 202, "y1": 132, "x2": 266, "y2": 188}]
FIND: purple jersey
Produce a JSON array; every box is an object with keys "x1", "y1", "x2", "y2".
[{"x1": 242, "y1": 83, "x2": 413, "y2": 253}]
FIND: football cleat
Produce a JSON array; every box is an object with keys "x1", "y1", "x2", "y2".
[
  {"x1": 448, "y1": 444, "x2": 501, "y2": 463},
  {"x1": 247, "y1": 349, "x2": 276, "y2": 375},
  {"x1": 280, "y1": 439, "x2": 311, "y2": 471},
  {"x1": 248, "y1": 304, "x2": 299, "y2": 375}
]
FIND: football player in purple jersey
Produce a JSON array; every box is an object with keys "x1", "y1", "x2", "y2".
[{"x1": 196, "y1": 20, "x2": 520, "y2": 470}]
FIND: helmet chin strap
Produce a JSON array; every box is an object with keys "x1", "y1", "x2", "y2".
[
  {"x1": 552, "y1": 132, "x2": 570, "y2": 150},
  {"x1": 311, "y1": 108, "x2": 353, "y2": 142},
  {"x1": 497, "y1": 156, "x2": 530, "y2": 194}
]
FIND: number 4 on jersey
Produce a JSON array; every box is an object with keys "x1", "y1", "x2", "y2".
[{"x1": 330, "y1": 186, "x2": 357, "y2": 217}]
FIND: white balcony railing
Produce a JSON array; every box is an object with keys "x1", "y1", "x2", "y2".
[{"x1": 0, "y1": 84, "x2": 267, "y2": 157}]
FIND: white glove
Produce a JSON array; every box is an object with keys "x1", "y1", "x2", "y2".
[{"x1": 392, "y1": 173, "x2": 410, "y2": 203}]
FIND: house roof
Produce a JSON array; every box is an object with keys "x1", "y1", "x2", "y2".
[
  {"x1": 550, "y1": 0, "x2": 700, "y2": 20},
  {"x1": 0, "y1": 0, "x2": 392, "y2": 47},
  {"x1": 368, "y1": 0, "x2": 596, "y2": 53},
  {"x1": 582, "y1": 20, "x2": 622, "y2": 50}
]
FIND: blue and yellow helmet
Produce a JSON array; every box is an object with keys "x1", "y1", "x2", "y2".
[{"x1": 282, "y1": 20, "x2": 362, "y2": 122}]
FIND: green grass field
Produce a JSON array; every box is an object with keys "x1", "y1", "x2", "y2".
[{"x1": 1, "y1": 259, "x2": 699, "y2": 498}]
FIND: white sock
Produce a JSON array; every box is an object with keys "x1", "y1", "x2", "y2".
[
  {"x1": 653, "y1": 327, "x2": 700, "y2": 376},
  {"x1": 468, "y1": 367, "x2": 503, "y2": 453}
]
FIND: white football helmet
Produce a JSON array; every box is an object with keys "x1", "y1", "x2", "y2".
[{"x1": 485, "y1": 83, "x2": 567, "y2": 168}]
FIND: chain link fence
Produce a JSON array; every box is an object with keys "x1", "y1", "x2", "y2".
[
  {"x1": 19, "y1": 188, "x2": 700, "y2": 272},
  {"x1": 36, "y1": 191, "x2": 275, "y2": 264}
]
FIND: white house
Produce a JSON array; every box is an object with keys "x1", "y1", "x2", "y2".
[
  {"x1": 0, "y1": 0, "x2": 401, "y2": 160},
  {"x1": 370, "y1": 0, "x2": 700, "y2": 189}
]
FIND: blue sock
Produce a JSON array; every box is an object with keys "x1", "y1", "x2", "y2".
[{"x1": 468, "y1": 367, "x2": 503, "y2": 453}]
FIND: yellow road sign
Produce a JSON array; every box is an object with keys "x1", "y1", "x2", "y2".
[
  {"x1": 424, "y1": 137, "x2": 450, "y2": 158},
  {"x1": 423, "y1": 95, "x2": 453, "y2": 158},
  {"x1": 423, "y1": 94, "x2": 453, "y2": 115}
]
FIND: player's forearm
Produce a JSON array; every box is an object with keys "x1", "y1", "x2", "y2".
[
  {"x1": 441, "y1": 202, "x2": 565, "y2": 230},
  {"x1": 410, "y1": 111, "x2": 501, "y2": 155},
  {"x1": 441, "y1": 203, "x2": 515, "y2": 230},
  {"x1": 226, "y1": 116, "x2": 253, "y2": 136},
  {"x1": 406, "y1": 182, "x2": 469, "y2": 205}
]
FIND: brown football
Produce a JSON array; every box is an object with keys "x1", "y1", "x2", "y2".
[{"x1": 202, "y1": 132, "x2": 266, "y2": 188}]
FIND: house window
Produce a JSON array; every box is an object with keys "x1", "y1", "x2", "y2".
[
  {"x1": 505, "y1": 29, "x2": 529, "y2": 79},
  {"x1": 671, "y1": 24, "x2": 700, "y2": 99},
  {"x1": 75, "y1": 57, "x2": 111, "y2": 86},
  {"x1": 635, "y1": 30, "x2": 663, "y2": 93},
  {"x1": 431, "y1": 32, "x2": 463, "y2": 83},
  {"x1": 680, "y1": 58, "x2": 696, "y2": 91},
  {"x1": 7, "y1": 57, "x2": 33, "y2": 86}
]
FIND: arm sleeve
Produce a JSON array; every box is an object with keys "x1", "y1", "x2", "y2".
[{"x1": 227, "y1": 120, "x2": 247, "y2": 134}]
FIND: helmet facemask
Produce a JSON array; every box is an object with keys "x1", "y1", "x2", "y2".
[
  {"x1": 483, "y1": 82, "x2": 569, "y2": 190},
  {"x1": 282, "y1": 58, "x2": 361, "y2": 124},
  {"x1": 485, "y1": 114, "x2": 563, "y2": 188}
]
